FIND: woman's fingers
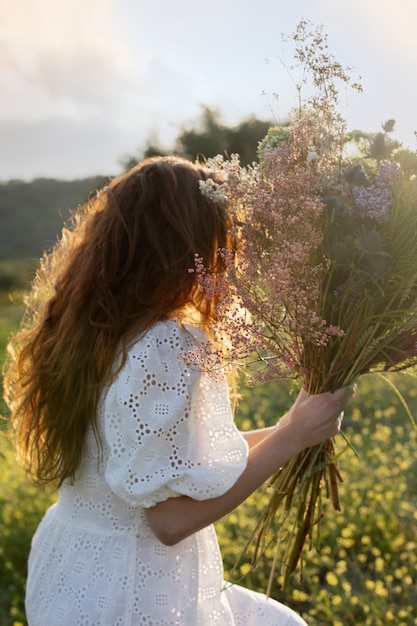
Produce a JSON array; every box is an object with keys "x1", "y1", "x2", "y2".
[{"x1": 329, "y1": 411, "x2": 344, "y2": 437}]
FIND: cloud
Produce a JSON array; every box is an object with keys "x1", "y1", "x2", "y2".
[
  {"x1": 0, "y1": 0, "x2": 208, "y2": 178},
  {"x1": 0, "y1": 117, "x2": 140, "y2": 181},
  {"x1": 0, "y1": 0, "x2": 134, "y2": 121},
  {"x1": 0, "y1": 1, "x2": 154, "y2": 177},
  {"x1": 32, "y1": 46, "x2": 132, "y2": 113},
  {"x1": 1, "y1": 0, "x2": 416, "y2": 179}
]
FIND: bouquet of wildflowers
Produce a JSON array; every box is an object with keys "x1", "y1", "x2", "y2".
[{"x1": 199, "y1": 103, "x2": 417, "y2": 589}]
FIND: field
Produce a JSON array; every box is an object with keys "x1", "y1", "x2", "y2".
[{"x1": 0, "y1": 281, "x2": 416, "y2": 625}]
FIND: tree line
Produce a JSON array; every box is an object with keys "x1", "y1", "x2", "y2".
[{"x1": 1, "y1": 107, "x2": 416, "y2": 283}]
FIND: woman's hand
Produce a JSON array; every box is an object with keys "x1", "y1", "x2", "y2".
[{"x1": 277, "y1": 386, "x2": 354, "y2": 454}]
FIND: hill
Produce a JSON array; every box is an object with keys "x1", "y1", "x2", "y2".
[{"x1": 0, "y1": 176, "x2": 109, "y2": 261}]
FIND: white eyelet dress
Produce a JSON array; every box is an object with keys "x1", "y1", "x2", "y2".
[{"x1": 25, "y1": 320, "x2": 307, "y2": 626}]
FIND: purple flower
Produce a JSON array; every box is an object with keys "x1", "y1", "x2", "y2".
[
  {"x1": 351, "y1": 161, "x2": 400, "y2": 223},
  {"x1": 352, "y1": 184, "x2": 391, "y2": 222},
  {"x1": 377, "y1": 160, "x2": 401, "y2": 188}
]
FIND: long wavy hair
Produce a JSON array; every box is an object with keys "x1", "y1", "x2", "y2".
[{"x1": 4, "y1": 156, "x2": 234, "y2": 486}]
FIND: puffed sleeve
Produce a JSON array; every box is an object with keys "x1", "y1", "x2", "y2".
[{"x1": 103, "y1": 320, "x2": 248, "y2": 508}]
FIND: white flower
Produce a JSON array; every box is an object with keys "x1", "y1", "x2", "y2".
[
  {"x1": 257, "y1": 126, "x2": 290, "y2": 159},
  {"x1": 307, "y1": 151, "x2": 319, "y2": 163},
  {"x1": 199, "y1": 178, "x2": 228, "y2": 205}
]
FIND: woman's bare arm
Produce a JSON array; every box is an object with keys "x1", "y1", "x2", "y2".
[{"x1": 241, "y1": 426, "x2": 275, "y2": 447}]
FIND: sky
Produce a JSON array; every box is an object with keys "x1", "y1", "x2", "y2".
[{"x1": 1, "y1": 0, "x2": 416, "y2": 181}]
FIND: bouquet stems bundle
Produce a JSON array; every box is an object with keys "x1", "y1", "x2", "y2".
[{"x1": 252, "y1": 439, "x2": 341, "y2": 593}]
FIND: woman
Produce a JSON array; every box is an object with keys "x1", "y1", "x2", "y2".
[{"x1": 4, "y1": 156, "x2": 351, "y2": 625}]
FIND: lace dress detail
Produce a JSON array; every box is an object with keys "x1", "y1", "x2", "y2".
[{"x1": 25, "y1": 320, "x2": 306, "y2": 625}]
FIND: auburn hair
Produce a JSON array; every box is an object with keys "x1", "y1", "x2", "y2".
[{"x1": 4, "y1": 156, "x2": 233, "y2": 485}]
